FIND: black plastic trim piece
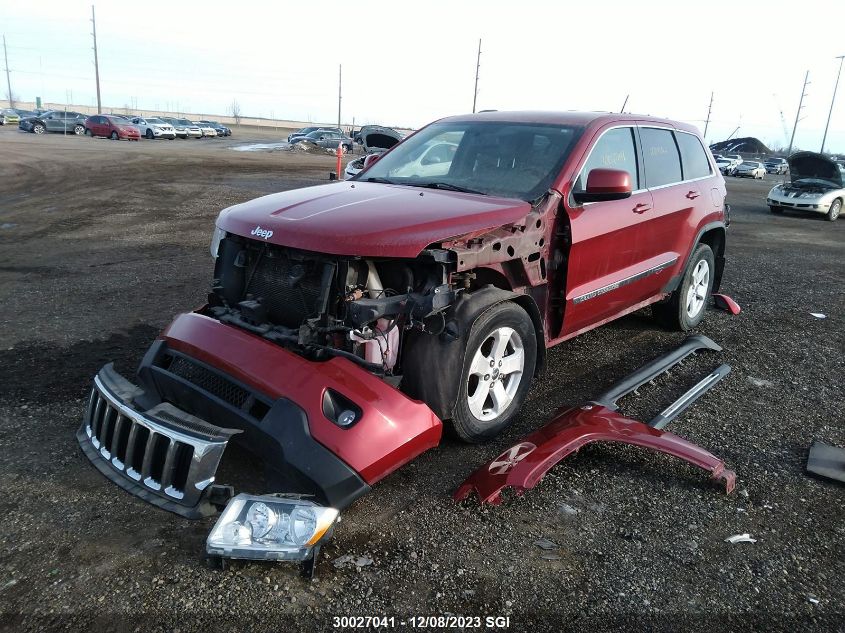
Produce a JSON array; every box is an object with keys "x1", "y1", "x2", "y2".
[{"x1": 592, "y1": 334, "x2": 722, "y2": 409}]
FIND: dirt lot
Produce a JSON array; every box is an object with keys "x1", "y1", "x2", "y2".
[{"x1": 0, "y1": 127, "x2": 843, "y2": 632}]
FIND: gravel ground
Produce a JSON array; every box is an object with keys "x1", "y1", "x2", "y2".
[{"x1": 0, "y1": 128, "x2": 843, "y2": 632}]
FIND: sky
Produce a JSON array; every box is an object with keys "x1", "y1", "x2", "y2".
[{"x1": 3, "y1": 0, "x2": 845, "y2": 152}]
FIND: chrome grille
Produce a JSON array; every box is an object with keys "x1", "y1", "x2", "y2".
[{"x1": 82, "y1": 375, "x2": 228, "y2": 506}]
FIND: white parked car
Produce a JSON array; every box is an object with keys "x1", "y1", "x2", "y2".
[
  {"x1": 131, "y1": 117, "x2": 176, "y2": 139},
  {"x1": 715, "y1": 157, "x2": 735, "y2": 176},
  {"x1": 725, "y1": 154, "x2": 743, "y2": 168},
  {"x1": 388, "y1": 141, "x2": 457, "y2": 178},
  {"x1": 193, "y1": 121, "x2": 217, "y2": 138},
  {"x1": 734, "y1": 161, "x2": 766, "y2": 179},
  {"x1": 766, "y1": 152, "x2": 844, "y2": 221}
]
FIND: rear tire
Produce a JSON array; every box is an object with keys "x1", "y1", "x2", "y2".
[
  {"x1": 110, "y1": 131, "x2": 118, "y2": 140},
  {"x1": 74, "y1": 124, "x2": 85, "y2": 135},
  {"x1": 85, "y1": 128, "x2": 93, "y2": 137},
  {"x1": 828, "y1": 198, "x2": 842, "y2": 221},
  {"x1": 451, "y1": 302, "x2": 537, "y2": 443},
  {"x1": 653, "y1": 244, "x2": 715, "y2": 331}
]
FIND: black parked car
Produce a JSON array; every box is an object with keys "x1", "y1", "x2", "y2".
[{"x1": 19, "y1": 110, "x2": 87, "y2": 135}]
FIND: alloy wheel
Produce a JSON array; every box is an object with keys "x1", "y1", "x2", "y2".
[
  {"x1": 466, "y1": 327, "x2": 525, "y2": 421},
  {"x1": 685, "y1": 259, "x2": 710, "y2": 318}
]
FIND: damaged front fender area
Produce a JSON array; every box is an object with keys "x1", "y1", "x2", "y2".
[{"x1": 441, "y1": 191, "x2": 561, "y2": 291}]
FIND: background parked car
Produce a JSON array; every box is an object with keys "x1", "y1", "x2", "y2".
[
  {"x1": 296, "y1": 130, "x2": 353, "y2": 151},
  {"x1": 193, "y1": 121, "x2": 217, "y2": 137},
  {"x1": 162, "y1": 117, "x2": 202, "y2": 139},
  {"x1": 130, "y1": 116, "x2": 177, "y2": 139},
  {"x1": 764, "y1": 157, "x2": 788, "y2": 174},
  {"x1": 287, "y1": 126, "x2": 342, "y2": 143},
  {"x1": 734, "y1": 161, "x2": 767, "y2": 179},
  {"x1": 0, "y1": 109, "x2": 20, "y2": 125},
  {"x1": 715, "y1": 157, "x2": 735, "y2": 175},
  {"x1": 84, "y1": 115, "x2": 140, "y2": 141},
  {"x1": 199, "y1": 120, "x2": 230, "y2": 137},
  {"x1": 18, "y1": 110, "x2": 87, "y2": 135}
]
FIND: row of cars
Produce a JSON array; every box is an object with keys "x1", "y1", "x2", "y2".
[
  {"x1": 6, "y1": 107, "x2": 231, "y2": 140},
  {"x1": 286, "y1": 124, "x2": 404, "y2": 155},
  {"x1": 713, "y1": 153, "x2": 788, "y2": 178}
]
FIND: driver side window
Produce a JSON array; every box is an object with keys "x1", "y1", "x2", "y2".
[{"x1": 575, "y1": 127, "x2": 639, "y2": 192}]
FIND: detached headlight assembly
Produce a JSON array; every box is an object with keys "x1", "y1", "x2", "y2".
[
  {"x1": 210, "y1": 225, "x2": 226, "y2": 258},
  {"x1": 206, "y1": 494, "x2": 339, "y2": 561}
]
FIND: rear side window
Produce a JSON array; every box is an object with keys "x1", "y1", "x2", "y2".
[
  {"x1": 640, "y1": 127, "x2": 682, "y2": 188},
  {"x1": 575, "y1": 127, "x2": 639, "y2": 192},
  {"x1": 676, "y1": 132, "x2": 712, "y2": 180}
]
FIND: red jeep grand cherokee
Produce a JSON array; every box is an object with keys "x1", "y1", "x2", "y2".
[{"x1": 79, "y1": 111, "x2": 728, "y2": 523}]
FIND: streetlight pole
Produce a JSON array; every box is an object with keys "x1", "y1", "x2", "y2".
[{"x1": 820, "y1": 55, "x2": 844, "y2": 154}]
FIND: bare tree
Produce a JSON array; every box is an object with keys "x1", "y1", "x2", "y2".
[{"x1": 229, "y1": 99, "x2": 242, "y2": 126}]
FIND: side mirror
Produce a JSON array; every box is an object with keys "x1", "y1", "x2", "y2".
[
  {"x1": 363, "y1": 154, "x2": 381, "y2": 170},
  {"x1": 573, "y1": 168, "x2": 633, "y2": 203}
]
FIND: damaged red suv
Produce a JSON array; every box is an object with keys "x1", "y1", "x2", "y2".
[{"x1": 79, "y1": 112, "x2": 727, "y2": 560}]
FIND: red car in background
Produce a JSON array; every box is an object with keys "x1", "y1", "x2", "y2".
[{"x1": 84, "y1": 115, "x2": 141, "y2": 141}]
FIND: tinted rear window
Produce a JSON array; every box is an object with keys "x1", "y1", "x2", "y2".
[
  {"x1": 641, "y1": 128, "x2": 682, "y2": 187},
  {"x1": 676, "y1": 132, "x2": 712, "y2": 180}
]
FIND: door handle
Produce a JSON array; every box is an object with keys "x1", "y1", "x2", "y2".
[
  {"x1": 686, "y1": 191, "x2": 700, "y2": 200},
  {"x1": 632, "y1": 203, "x2": 652, "y2": 214}
]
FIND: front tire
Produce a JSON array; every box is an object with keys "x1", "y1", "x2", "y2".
[
  {"x1": 828, "y1": 198, "x2": 842, "y2": 221},
  {"x1": 452, "y1": 302, "x2": 537, "y2": 443},
  {"x1": 145, "y1": 129, "x2": 154, "y2": 139},
  {"x1": 33, "y1": 123, "x2": 45, "y2": 134},
  {"x1": 653, "y1": 244, "x2": 715, "y2": 331}
]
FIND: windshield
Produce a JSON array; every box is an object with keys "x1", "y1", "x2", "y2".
[
  {"x1": 147, "y1": 118, "x2": 165, "y2": 124},
  {"x1": 177, "y1": 119, "x2": 192, "y2": 125},
  {"x1": 358, "y1": 121, "x2": 583, "y2": 201}
]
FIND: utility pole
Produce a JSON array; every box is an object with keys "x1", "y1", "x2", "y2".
[
  {"x1": 91, "y1": 5, "x2": 102, "y2": 113},
  {"x1": 787, "y1": 70, "x2": 810, "y2": 157},
  {"x1": 3, "y1": 35, "x2": 13, "y2": 108},
  {"x1": 472, "y1": 38, "x2": 481, "y2": 113},
  {"x1": 620, "y1": 94, "x2": 629, "y2": 113},
  {"x1": 703, "y1": 91, "x2": 714, "y2": 141},
  {"x1": 821, "y1": 55, "x2": 845, "y2": 154},
  {"x1": 337, "y1": 64, "x2": 342, "y2": 130}
]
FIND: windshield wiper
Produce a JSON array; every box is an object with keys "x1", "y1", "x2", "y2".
[
  {"x1": 411, "y1": 182, "x2": 487, "y2": 195},
  {"x1": 366, "y1": 177, "x2": 395, "y2": 184}
]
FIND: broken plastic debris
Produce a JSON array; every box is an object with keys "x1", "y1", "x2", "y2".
[
  {"x1": 724, "y1": 533, "x2": 756, "y2": 544},
  {"x1": 808, "y1": 595, "x2": 820, "y2": 605},
  {"x1": 747, "y1": 376, "x2": 774, "y2": 388},
  {"x1": 809, "y1": 313, "x2": 826, "y2": 319},
  {"x1": 534, "y1": 538, "x2": 559, "y2": 551}
]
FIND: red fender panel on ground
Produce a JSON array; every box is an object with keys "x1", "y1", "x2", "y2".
[{"x1": 454, "y1": 404, "x2": 736, "y2": 505}]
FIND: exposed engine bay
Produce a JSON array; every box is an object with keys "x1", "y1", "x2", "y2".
[{"x1": 207, "y1": 234, "x2": 460, "y2": 376}]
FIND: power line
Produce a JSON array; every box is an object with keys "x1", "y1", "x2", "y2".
[{"x1": 703, "y1": 91, "x2": 713, "y2": 141}]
